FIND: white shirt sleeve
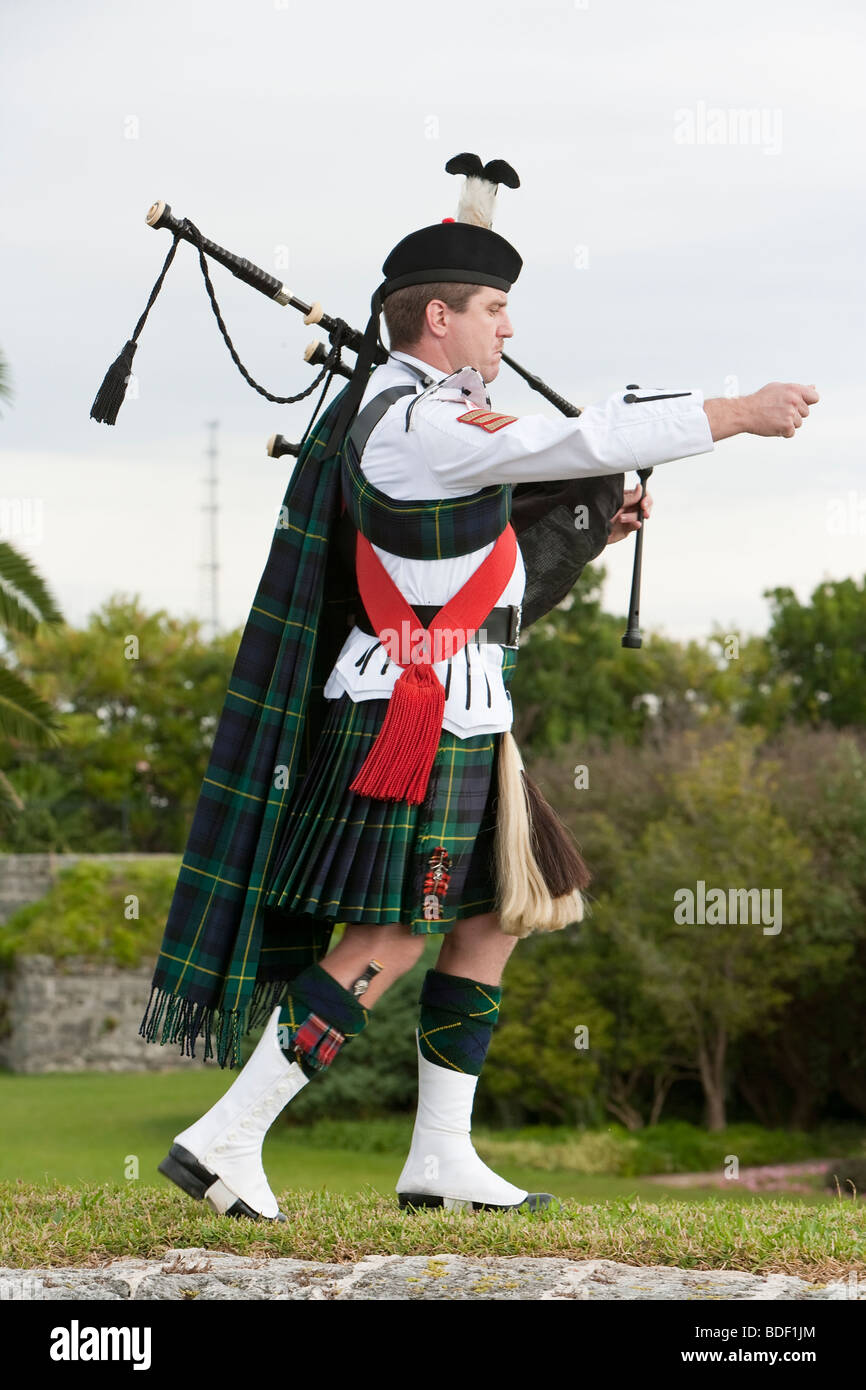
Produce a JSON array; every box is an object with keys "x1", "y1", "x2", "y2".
[{"x1": 411, "y1": 384, "x2": 715, "y2": 492}]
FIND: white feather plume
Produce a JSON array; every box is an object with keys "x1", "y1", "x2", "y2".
[{"x1": 456, "y1": 175, "x2": 498, "y2": 229}]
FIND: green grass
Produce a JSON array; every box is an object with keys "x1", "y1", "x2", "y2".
[
  {"x1": 2, "y1": 1071, "x2": 865, "y2": 1275},
  {"x1": 0, "y1": 1070, "x2": 710, "y2": 1200},
  {"x1": 2, "y1": 1071, "x2": 859, "y2": 1201},
  {"x1": 3, "y1": 1073, "x2": 861, "y2": 1195},
  {"x1": 2, "y1": 1183, "x2": 864, "y2": 1280}
]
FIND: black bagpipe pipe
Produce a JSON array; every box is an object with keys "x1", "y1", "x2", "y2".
[
  {"x1": 620, "y1": 467, "x2": 653, "y2": 648},
  {"x1": 92, "y1": 200, "x2": 650, "y2": 647}
]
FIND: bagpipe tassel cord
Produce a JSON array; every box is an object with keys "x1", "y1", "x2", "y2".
[
  {"x1": 91, "y1": 219, "x2": 348, "y2": 427},
  {"x1": 494, "y1": 729, "x2": 591, "y2": 937},
  {"x1": 90, "y1": 233, "x2": 183, "y2": 425}
]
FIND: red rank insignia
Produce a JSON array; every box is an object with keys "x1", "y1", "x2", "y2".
[{"x1": 456, "y1": 408, "x2": 518, "y2": 433}]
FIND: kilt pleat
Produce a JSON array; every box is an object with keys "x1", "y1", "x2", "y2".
[{"x1": 263, "y1": 690, "x2": 501, "y2": 934}]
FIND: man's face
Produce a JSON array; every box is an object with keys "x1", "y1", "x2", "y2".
[{"x1": 439, "y1": 286, "x2": 513, "y2": 383}]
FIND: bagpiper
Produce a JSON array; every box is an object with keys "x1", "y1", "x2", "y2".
[{"x1": 130, "y1": 152, "x2": 818, "y2": 1219}]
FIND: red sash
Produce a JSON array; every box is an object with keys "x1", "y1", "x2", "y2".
[{"x1": 348, "y1": 524, "x2": 518, "y2": 804}]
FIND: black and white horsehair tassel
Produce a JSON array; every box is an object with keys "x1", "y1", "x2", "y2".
[
  {"x1": 494, "y1": 729, "x2": 590, "y2": 937},
  {"x1": 522, "y1": 770, "x2": 592, "y2": 897}
]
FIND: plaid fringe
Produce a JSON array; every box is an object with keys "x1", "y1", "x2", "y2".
[{"x1": 138, "y1": 977, "x2": 295, "y2": 1069}]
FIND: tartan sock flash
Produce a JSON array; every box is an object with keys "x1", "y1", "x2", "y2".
[
  {"x1": 417, "y1": 968, "x2": 502, "y2": 1075},
  {"x1": 278, "y1": 963, "x2": 369, "y2": 1077}
]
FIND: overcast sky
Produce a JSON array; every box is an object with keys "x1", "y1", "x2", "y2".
[{"x1": 2, "y1": 0, "x2": 864, "y2": 647}]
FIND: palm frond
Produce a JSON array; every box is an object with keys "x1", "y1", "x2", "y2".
[
  {"x1": 0, "y1": 584, "x2": 38, "y2": 637},
  {"x1": 0, "y1": 662, "x2": 64, "y2": 747},
  {"x1": 0, "y1": 766, "x2": 25, "y2": 816},
  {"x1": 0, "y1": 541, "x2": 64, "y2": 626}
]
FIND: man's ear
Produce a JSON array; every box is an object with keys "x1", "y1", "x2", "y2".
[{"x1": 425, "y1": 299, "x2": 450, "y2": 339}]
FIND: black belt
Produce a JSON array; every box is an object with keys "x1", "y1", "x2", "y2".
[{"x1": 354, "y1": 602, "x2": 522, "y2": 648}]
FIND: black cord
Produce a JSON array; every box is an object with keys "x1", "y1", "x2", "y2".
[
  {"x1": 130, "y1": 234, "x2": 183, "y2": 344},
  {"x1": 183, "y1": 218, "x2": 346, "y2": 406}
]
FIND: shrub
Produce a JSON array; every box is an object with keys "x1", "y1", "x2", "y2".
[{"x1": 0, "y1": 858, "x2": 180, "y2": 967}]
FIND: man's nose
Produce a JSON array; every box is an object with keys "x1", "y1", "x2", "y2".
[{"x1": 498, "y1": 315, "x2": 513, "y2": 339}]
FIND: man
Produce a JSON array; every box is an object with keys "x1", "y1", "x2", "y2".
[{"x1": 147, "y1": 154, "x2": 818, "y2": 1220}]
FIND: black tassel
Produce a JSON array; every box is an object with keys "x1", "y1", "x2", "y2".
[
  {"x1": 89, "y1": 340, "x2": 138, "y2": 425},
  {"x1": 522, "y1": 769, "x2": 592, "y2": 895},
  {"x1": 90, "y1": 231, "x2": 181, "y2": 426}
]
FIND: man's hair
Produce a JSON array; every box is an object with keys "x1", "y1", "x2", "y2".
[{"x1": 382, "y1": 282, "x2": 482, "y2": 352}]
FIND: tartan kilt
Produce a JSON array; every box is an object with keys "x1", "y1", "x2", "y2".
[{"x1": 263, "y1": 668, "x2": 515, "y2": 935}]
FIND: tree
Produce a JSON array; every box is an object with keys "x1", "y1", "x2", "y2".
[
  {"x1": 0, "y1": 347, "x2": 66, "y2": 821},
  {"x1": 735, "y1": 725, "x2": 866, "y2": 1126},
  {"x1": 745, "y1": 577, "x2": 866, "y2": 730},
  {"x1": 586, "y1": 729, "x2": 850, "y2": 1130},
  {"x1": 511, "y1": 565, "x2": 739, "y2": 755},
  {"x1": 481, "y1": 927, "x2": 614, "y2": 1126},
  {"x1": 0, "y1": 544, "x2": 64, "y2": 748},
  {"x1": 1, "y1": 595, "x2": 240, "y2": 851}
]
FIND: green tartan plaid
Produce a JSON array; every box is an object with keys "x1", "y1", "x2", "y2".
[
  {"x1": 417, "y1": 968, "x2": 502, "y2": 1075},
  {"x1": 342, "y1": 434, "x2": 511, "y2": 559},
  {"x1": 139, "y1": 379, "x2": 520, "y2": 1070},
  {"x1": 264, "y1": 655, "x2": 517, "y2": 933},
  {"x1": 140, "y1": 385, "x2": 359, "y2": 1068}
]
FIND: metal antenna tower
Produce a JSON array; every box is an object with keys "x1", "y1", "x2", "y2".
[{"x1": 202, "y1": 420, "x2": 220, "y2": 638}]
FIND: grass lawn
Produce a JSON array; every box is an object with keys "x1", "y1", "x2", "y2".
[
  {"x1": 2, "y1": 1071, "x2": 864, "y2": 1277},
  {"x1": 0, "y1": 1069, "x2": 851, "y2": 1203}
]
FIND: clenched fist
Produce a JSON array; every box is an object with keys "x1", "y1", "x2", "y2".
[
  {"x1": 743, "y1": 382, "x2": 819, "y2": 437},
  {"x1": 703, "y1": 384, "x2": 819, "y2": 441}
]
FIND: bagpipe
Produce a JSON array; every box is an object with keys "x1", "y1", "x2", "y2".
[{"x1": 90, "y1": 200, "x2": 651, "y2": 647}]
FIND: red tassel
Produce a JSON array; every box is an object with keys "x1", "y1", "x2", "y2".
[{"x1": 349, "y1": 663, "x2": 446, "y2": 804}]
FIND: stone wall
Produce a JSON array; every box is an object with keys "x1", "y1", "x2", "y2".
[{"x1": 0, "y1": 854, "x2": 213, "y2": 1072}]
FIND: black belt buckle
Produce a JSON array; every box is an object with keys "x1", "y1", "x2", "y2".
[{"x1": 503, "y1": 603, "x2": 522, "y2": 649}]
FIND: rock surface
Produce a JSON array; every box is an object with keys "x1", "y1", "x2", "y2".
[{"x1": 0, "y1": 1249, "x2": 861, "y2": 1300}]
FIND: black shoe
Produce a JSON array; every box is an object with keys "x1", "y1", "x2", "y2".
[
  {"x1": 158, "y1": 1144, "x2": 288, "y2": 1223},
  {"x1": 398, "y1": 1190, "x2": 555, "y2": 1213}
]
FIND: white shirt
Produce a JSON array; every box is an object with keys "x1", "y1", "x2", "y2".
[{"x1": 322, "y1": 350, "x2": 714, "y2": 736}]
